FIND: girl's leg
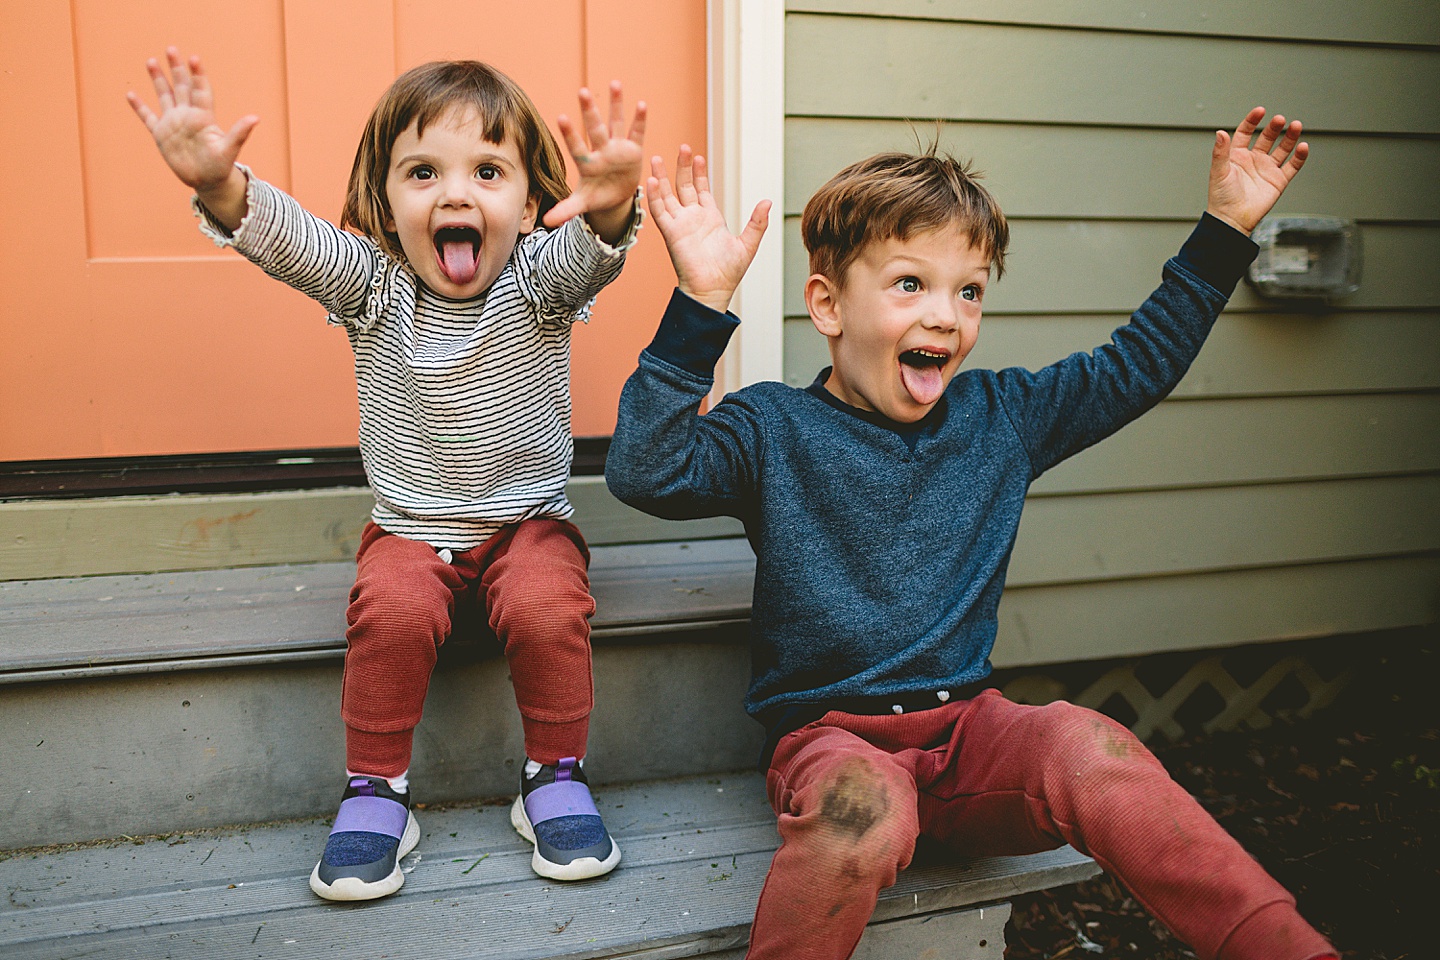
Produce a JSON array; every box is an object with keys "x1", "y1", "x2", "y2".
[
  {"x1": 478, "y1": 518, "x2": 596, "y2": 763},
  {"x1": 748, "y1": 724, "x2": 921, "y2": 960},
  {"x1": 914, "y1": 689, "x2": 1334, "y2": 960},
  {"x1": 343, "y1": 522, "x2": 465, "y2": 777}
]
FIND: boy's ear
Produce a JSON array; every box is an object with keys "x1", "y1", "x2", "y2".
[{"x1": 806, "y1": 274, "x2": 843, "y2": 338}]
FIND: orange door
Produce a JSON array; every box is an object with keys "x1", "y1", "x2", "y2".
[{"x1": 0, "y1": 0, "x2": 705, "y2": 461}]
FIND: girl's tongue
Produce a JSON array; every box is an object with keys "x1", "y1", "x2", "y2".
[
  {"x1": 899, "y1": 356, "x2": 945, "y2": 406},
  {"x1": 436, "y1": 229, "x2": 480, "y2": 285}
]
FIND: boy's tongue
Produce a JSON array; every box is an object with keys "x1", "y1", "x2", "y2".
[
  {"x1": 439, "y1": 238, "x2": 480, "y2": 285},
  {"x1": 900, "y1": 360, "x2": 945, "y2": 406}
]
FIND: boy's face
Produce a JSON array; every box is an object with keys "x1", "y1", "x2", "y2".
[
  {"x1": 807, "y1": 221, "x2": 990, "y2": 424},
  {"x1": 384, "y1": 106, "x2": 539, "y2": 299}
]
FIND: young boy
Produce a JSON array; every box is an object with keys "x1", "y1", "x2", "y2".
[{"x1": 605, "y1": 111, "x2": 1336, "y2": 960}]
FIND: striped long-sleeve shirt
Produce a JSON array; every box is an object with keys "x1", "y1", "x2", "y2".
[{"x1": 197, "y1": 169, "x2": 637, "y2": 548}]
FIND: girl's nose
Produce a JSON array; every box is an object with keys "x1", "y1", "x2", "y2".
[{"x1": 438, "y1": 174, "x2": 473, "y2": 206}]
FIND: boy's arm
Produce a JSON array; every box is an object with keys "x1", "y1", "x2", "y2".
[
  {"x1": 604, "y1": 149, "x2": 772, "y2": 518},
  {"x1": 1001, "y1": 108, "x2": 1308, "y2": 475},
  {"x1": 127, "y1": 48, "x2": 258, "y2": 233}
]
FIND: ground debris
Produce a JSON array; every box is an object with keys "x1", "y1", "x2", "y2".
[{"x1": 1006, "y1": 636, "x2": 1437, "y2": 960}]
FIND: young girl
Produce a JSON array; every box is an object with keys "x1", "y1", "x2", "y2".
[{"x1": 128, "y1": 48, "x2": 645, "y2": 900}]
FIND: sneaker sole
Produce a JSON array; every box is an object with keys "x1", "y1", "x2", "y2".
[
  {"x1": 308, "y1": 810, "x2": 421, "y2": 901},
  {"x1": 510, "y1": 794, "x2": 621, "y2": 881}
]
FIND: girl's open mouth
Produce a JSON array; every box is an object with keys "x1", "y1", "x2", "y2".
[
  {"x1": 434, "y1": 226, "x2": 481, "y2": 284},
  {"x1": 899, "y1": 348, "x2": 950, "y2": 406}
]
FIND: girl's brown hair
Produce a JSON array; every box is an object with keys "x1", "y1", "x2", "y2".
[
  {"x1": 801, "y1": 147, "x2": 1009, "y2": 285},
  {"x1": 341, "y1": 61, "x2": 570, "y2": 262}
]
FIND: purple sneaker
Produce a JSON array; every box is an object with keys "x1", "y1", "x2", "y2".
[
  {"x1": 510, "y1": 757, "x2": 621, "y2": 881},
  {"x1": 309, "y1": 775, "x2": 420, "y2": 901}
]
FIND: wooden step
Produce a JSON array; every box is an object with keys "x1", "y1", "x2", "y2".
[
  {"x1": 0, "y1": 771, "x2": 1098, "y2": 959},
  {"x1": 0, "y1": 538, "x2": 757, "y2": 685}
]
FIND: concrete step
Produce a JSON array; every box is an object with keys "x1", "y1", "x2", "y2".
[
  {"x1": 2, "y1": 541, "x2": 762, "y2": 850},
  {"x1": 0, "y1": 771, "x2": 1098, "y2": 960}
]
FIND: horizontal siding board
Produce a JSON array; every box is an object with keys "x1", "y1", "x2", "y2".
[
  {"x1": 782, "y1": 219, "x2": 1440, "y2": 315},
  {"x1": 1032, "y1": 392, "x2": 1440, "y2": 494},
  {"x1": 968, "y1": 311, "x2": 1440, "y2": 398},
  {"x1": 785, "y1": 117, "x2": 1440, "y2": 221},
  {"x1": 1007, "y1": 474, "x2": 1440, "y2": 587},
  {"x1": 992, "y1": 555, "x2": 1440, "y2": 666},
  {"x1": 786, "y1": 311, "x2": 1440, "y2": 396},
  {"x1": 785, "y1": 1, "x2": 1440, "y2": 47},
  {"x1": 786, "y1": 15, "x2": 1440, "y2": 135}
]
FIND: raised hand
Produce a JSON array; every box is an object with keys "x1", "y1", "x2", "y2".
[
  {"x1": 543, "y1": 82, "x2": 646, "y2": 241},
  {"x1": 126, "y1": 48, "x2": 256, "y2": 229},
  {"x1": 1207, "y1": 107, "x2": 1308, "y2": 236},
  {"x1": 647, "y1": 146, "x2": 770, "y2": 314}
]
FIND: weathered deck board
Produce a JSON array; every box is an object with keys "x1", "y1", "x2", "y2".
[
  {"x1": 0, "y1": 771, "x2": 1097, "y2": 960},
  {"x1": 0, "y1": 539, "x2": 756, "y2": 683}
]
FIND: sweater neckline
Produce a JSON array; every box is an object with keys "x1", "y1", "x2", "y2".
[{"x1": 804, "y1": 368, "x2": 948, "y2": 438}]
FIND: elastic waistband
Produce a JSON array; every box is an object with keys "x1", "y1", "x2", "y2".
[{"x1": 756, "y1": 681, "x2": 987, "y2": 770}]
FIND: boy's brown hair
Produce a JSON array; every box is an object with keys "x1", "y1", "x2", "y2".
[
  {"x1": 801, "y1": 147, "x2": 1009, "y2": 285},
  {"x1": 342, "y1": 60, "x2": 571, "y2": 263}
]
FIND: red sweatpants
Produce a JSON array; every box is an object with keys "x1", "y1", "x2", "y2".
[
  {"x1": 341, "y1": 519, "x2": 596, "y2": 777},
  {"x1": 752, "y1": 689, "x2": 1333, "y2": 960}
]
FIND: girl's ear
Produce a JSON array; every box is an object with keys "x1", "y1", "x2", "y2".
[
  {"x1": 520, "y1": 193, "x2": 540, "y2": 234},
  {"x1": 806, "y1": 274, "x2": 843, "y2": 338}
]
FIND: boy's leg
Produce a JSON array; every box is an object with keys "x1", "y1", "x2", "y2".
[
  {"x1": 912, "y1": 689, "x2": 1334, "y2": 960},
  {"x1": 748, "y1": 724, "x2": 921, "y2": 960}
]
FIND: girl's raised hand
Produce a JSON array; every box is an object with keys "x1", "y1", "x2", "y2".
[
  {"x1": 127, "y1": 48, "x2": 257, "y2": 192},
  {"x1": 1206, "y1": 107, "x2": 1308, "y2": 236},
  {"x1": 647, "y1": 146, "x2": 770, "y2": 315},
  {"x1": 126, "y1": 48, "x2": 256, "y2": 229},
  {"x1": 543, "y1": 82, "x2": 646, "y2": 241}
]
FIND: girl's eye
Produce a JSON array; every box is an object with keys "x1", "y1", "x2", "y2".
[
  {"x1": 961, "y1": 284, "x2": 982, "y2": 302},
  {"x1": 410, "y1": 166, "x2": 435, "y2": 181},
  {"x1": 477, "y1": 165, "x2": 500, "y2": 181},
  {"x1": 897, "y1": 277, "x2": 921, "y2": 293}
]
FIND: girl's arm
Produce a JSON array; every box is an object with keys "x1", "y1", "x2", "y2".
[
  {"x1": 130, "y1": 48, "x2": 384, "y2": 323},
  {"x1": 127, "y1": 48, "x2": 258, "y2": 232},
  {"x1": 543, "y1": 82, "x2": 646, "y2": 245}
]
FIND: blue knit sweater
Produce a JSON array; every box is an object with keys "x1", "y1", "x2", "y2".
[{"x1": 606, "y1": 214, "x2": 1257, "y2": 733}]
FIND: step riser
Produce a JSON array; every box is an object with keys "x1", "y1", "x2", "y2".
[{"x1": 2, "y1": 639, "x2": 762, "y2": 851}]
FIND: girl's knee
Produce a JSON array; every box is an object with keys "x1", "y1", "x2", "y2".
[{"x1": 348, "y1": 574, "x2": 452, "y2": 645}]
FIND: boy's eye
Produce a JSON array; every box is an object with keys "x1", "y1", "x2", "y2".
[
  {"x1": 961, "y1": 284, "x2": 982, "y2": 302},
  {"x1": 897, "y1": 277, "x2": 921, "y2": 293}
]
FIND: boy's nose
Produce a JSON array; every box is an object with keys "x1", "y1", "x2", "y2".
[{"x1": 921, "y1": 299, "x2": 961, "y2": 331}]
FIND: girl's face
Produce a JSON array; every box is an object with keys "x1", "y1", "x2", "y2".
[{"x1": 384, "y1": 106, "x2": 540, "y2": 299}]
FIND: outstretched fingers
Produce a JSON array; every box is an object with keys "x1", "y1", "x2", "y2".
[{"x1": 739, "y1": 199, "x2": 773, "y2": 256}]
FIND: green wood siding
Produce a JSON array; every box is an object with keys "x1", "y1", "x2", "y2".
[
  {"x1": 786, "y1": 0, "x2": 1440, "y2": 47},
  {"x1": 782, "y1": 2, "x2": 1440, "y2": 659}
]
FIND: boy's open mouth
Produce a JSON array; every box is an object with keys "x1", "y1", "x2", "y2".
[
  {"x1": 434, "y1": 226, "x2": 482, "y2": 285},
  {"x1": 898, "y1": 348, "x2": 950, "y2": 406}
]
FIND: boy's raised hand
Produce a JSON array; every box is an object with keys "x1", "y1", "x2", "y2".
[
  {"x1": 127, "y1": 48, "x2": 256, "y2": 230},
  {"x1": 544, "y1": 82, "x2": 646, "y2": 242},
  {"x1": 1206, "y1": 107, "x2": 1308, "y2": 236},
  {"x1": 647, "y1": 147, "x2": 770, "y2": 314}
]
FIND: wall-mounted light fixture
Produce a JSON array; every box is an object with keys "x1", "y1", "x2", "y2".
[{"x1": 1247, "y1": 216, "x2": 1362, "y2": 302}]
